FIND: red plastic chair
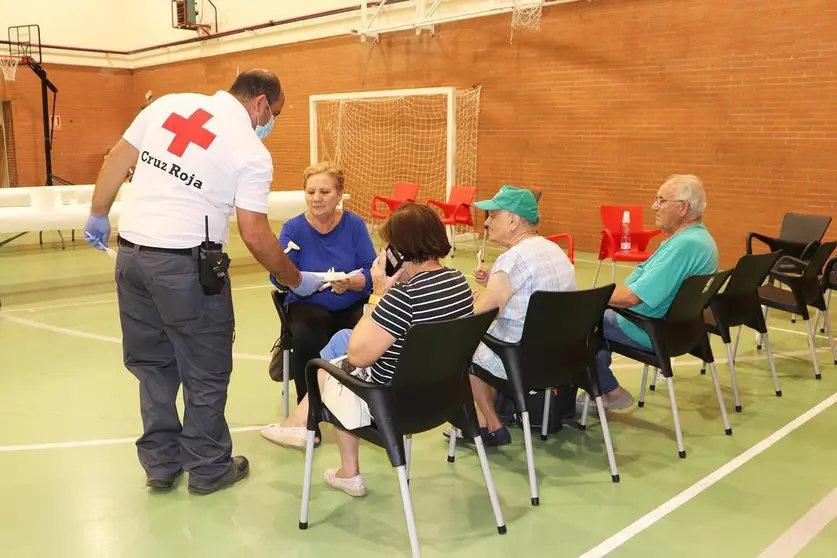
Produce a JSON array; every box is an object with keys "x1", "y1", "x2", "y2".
[
  {"x1": 426, "y1": 186, "x2": 477, "y2": 255},
  {"x1": 371, "y1": 182, "x2": 420, "y2": 235},
  {"x1": 546, "y1": 233, "x2": 575, "y2": 264},
  {"x1": 592, "y1": 205, "x2": 662, "y2": 286}
]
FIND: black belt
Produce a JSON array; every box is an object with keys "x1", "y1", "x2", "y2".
[{"x1": 117, "y1": 235, "x2": 195, "y2": 255}]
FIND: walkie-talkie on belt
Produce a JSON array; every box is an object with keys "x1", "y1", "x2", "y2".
[{"x1": 199, "y1": 215, "x2": 231, "y2": 296}]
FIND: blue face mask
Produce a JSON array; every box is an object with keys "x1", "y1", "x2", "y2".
[
  {"x1": 254, "y1": 99, "x2": 275, "y2": 140},
  {"x1": 255, "y1": 114, "x2": 274, "y2": 140}
]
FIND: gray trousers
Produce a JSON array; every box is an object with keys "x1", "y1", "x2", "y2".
[{"x1": 115, "y1": 239, "x2": 235, "y2": 487}]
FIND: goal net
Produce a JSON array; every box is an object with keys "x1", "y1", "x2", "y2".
[{"x1": 310, "y1": 86, "x2": 482, "y2": 233}]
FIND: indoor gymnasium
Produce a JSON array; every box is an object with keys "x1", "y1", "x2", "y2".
[{"x1": 1, "y1": 1, "x2": 836, "y2": 557}]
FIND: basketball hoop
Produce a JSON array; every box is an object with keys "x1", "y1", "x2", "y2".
[
  {"x1": 510, "y1": 0, "x2": 544, "y2": 43},
  {"x1": 0, "y1": 56, "x2": 20, "y2": 82}
]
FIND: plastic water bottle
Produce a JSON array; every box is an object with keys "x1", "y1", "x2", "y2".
[{"x1": 620, "y1": 210, "x2": 631, "y2": 252}]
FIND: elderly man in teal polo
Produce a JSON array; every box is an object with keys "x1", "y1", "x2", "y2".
[
  {"x1": 582, "y1": 174, "x2": 719, "y2": 414},
  {"x1": 454, "y1": 185, "x2": 577, "y2": 446}
]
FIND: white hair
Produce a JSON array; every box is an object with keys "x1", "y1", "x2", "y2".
[{"x1": 664, "y1": 174, "x2": 706, "y2": 218}]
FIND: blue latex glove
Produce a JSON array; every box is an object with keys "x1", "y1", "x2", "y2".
[
  {"x1": 290, "y1": 271, "x2": 323, "y2": 297},
  {"x1": 84, "y1": 214, "x2": 111, "y2": 251}
]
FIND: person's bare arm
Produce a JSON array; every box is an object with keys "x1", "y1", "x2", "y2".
[
  {"x1": 474, "y1": 271, "x2": 513, "y2": 314},
  {"x1": 347, "y1": 317, "x2": 396, "y2": 368},
  {"x1": 91, "y1": 139, "x2": 138, "y2": 216},
  {"x1": 609, "y1": 286, "x2": 642, "y2": 308},
  {"x1": 236, "y1": 207, "x2": 302, "y2": 288}
]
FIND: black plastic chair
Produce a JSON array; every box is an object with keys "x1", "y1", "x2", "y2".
[
  {"x1": 703, "y1": 252, "x2": 784, "y2": 411},
  {"x1": 814, "y1": 257, "x2": 837, "y2": 334},
  {"x1": 757, "y1": 241, "x2": 837, "y2": 379},
  {"x1": 472, "y1": 285, "x2": 619, "y2": 505},
  {"x1": 746, "y1": 213, "x2": 831, "y2": 271},
  {"x1": 298, "y1": 309, "x2": 505, "y2": 558},
  {"x1": 603, "y1": 270, "x2": 733, "y2": 459},
  {"x1": 270, "y1": 289, "x2": 293, "y2": 419}
]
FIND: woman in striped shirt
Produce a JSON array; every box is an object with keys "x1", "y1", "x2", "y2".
[{"x1": 264, "y1": 203, "x2": 474, "y2": 496}]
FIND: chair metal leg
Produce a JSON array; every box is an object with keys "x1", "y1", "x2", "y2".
[
  {"x1": 762, "y1": 332, "x2": 782, "y2": 396},
  {"x1": 405, "y1": 435, "x2": 412, "y2": 481},
  {"x1": 447, "y1": 425, "x2": 457, "y2": 463},
  {"x1": 732, "y1": 326, "x2": 742, "y2": 364},
  {"x1": 725, "y1": 343, "x2": 742, "y2": 412},
  {"x1": 805, "y1": 319, "x2": 822, "y2": 379},
  {"x1": 757, "y1": 306, "x2": 769, "y2": 349},
  {"x1": 298, "y1": 429, "x2": 317, "y2": 530},
  {"x1": 396, "y1": 466, "x2": 421, "y2": 558},
  {"x1": 822, "y1": 309, "x2": 837, "y2": 365},
  {"x1": 519, "y1": 411, "x2": 539, "y2": 506},
  {"x1": 579, "y1": 393, "x2": 590, "y2": 431},
  {"x1": 638, "y1": 365, "x2": 649, "y2": 407},
  {"x1": 450, "y1": 225, "x2": 456, "y2": 255},
  {"x1": 650, "y1": 367, "x2": 659, "y2": 390},
  {"x1": 473, "y1": 436, "x2": 507, "y2": 535},
  {"x1": 700, "y1": 362, "x2": 706, "y2": 375},
  {"x1": 595, "y1": 396, "x2": 620, "y2": 483},
  {"x1": 57, "y1": 230, "x2": 66, "y2": 250},
  {"x1": 815, "y1": 290, "x2": 832, "y2": 333},
  {"x1": 592, "y1": 260, "x2": 603, "y2": 287},
  {"x1": 708, "y1": 362, "x2": 733, "y2": 435},
  {"x1": 541, "y1": 389, "x2": 551, "y2": 440},
  {"x1": 665, "y1": 377, "x2": 686, "y2": 458},
  {"x1": 283, "y1": 350, "x2": 291, "y2": 420}
]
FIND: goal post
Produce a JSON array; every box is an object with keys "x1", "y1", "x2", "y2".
[{"x1": 308, "y1": 86, "x2": 481, "y2": 229}]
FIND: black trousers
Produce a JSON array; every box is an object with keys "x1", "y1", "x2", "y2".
[
  {"x1": 115, "y1": 238, "x2": 235, "y2": 487},
  {"x1": 286, "y1": 298, "x2": 367, "y2": 403}
]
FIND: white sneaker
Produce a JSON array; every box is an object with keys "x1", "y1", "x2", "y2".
[
  {"x1": 324, "y1": 468, "x2": 367, "y2": 497},
  {"x1": 260, "y1": 424, "x2": 307, "y2": 450}
]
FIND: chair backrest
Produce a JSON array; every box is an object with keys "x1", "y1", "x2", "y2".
[
  {"x1": 393, "y1": 181, "x2": 421, "y2": 202},
  {"x1": 517, "y1": 286, "x2": 615, "y2": 388},
  {"x1": 799, "y1": 241, "x2": 837, "y2": 279},
  {"x1": 778, "y1": 213, "x2": 832, "y2": 244},
  {"x1": 723, "y1": 251, "x2": 783, "y2": 296},
  {"x1": 600, "y1": 205, "x2": 646, "y2": 233},
  {"x1": 448, "y1": 185, "x2": 476, "y2": 207},
  {"x1": 388, "y1": 309, "x2": 498, "y2": 432},
  {"x1": 793, "y1": 241, "x2": 837, "y2": 306},
  {"x1": 658, "y1": 270, "x2": 732, "y2": 356}
]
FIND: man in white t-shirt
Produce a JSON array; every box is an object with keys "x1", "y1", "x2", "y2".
[
  {"x1": 83, "y1": 69, "x2": 322, "y2": 495},
  {"x1": 448, "y1": 186, "x2": 576, "y2": 446}
]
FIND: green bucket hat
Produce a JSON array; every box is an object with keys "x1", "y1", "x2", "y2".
[{"x1": 474, "y1": 185, "x2": 539, "y2": 224}]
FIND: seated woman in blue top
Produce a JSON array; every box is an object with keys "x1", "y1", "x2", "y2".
[{"x1": 265, "y1": 162, "x2": 376, "y2": 420}]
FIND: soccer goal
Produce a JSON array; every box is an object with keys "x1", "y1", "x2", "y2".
[{"x1": 309, "y1": 86, "x2": 482, "y2": 230}]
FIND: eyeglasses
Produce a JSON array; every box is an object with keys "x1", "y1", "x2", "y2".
[{"x1": 652, "y1": 196, "x2": 687, "y2": 208}]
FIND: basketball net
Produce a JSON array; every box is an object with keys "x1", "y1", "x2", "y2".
[
  {"x1": 0, "y1": 56, "x2": 19, "y2": 82},
  {"x1": 510, "y1": 0, "x2": 544, "y2": 43}
]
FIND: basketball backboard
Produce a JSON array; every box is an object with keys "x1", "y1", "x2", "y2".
[{"x1": 7, "y1": 24, "x2": 42, "y2": 65}]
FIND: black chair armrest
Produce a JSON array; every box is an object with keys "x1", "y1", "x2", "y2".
[
  {"x1": 825, "y1": 257, "x2": 837, "y2": 279},
  {"x1": 799, "y1": 241, "x2": 820, "y2": 262},
  {"x1": 305, "y1": 358, "x2": 382, "y2": 401},
  {"x1": 773, "y1": 255, "x2": 808, "y2": 275},
  {"x1": 607, "y1": 306, "x2": 656, "y2": 337},
  {"x1": 482, "y1": 333, "x2": 516, "y2": 353},
  {"x1": 746, "y1": 232, "x2": 778, "y2": 254}
]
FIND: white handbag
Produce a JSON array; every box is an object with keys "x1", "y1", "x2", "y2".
[{"x1": 321, "y1": 357, "x2": 372, "y2": 430}]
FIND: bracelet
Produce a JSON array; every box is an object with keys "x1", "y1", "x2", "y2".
[{"x1": 368, "y1": 294, "x2": 382, "y2": 305}]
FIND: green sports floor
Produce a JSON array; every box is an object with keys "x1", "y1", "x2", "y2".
[{"x1": 1, "y1": 227, "x2": 836, "y2": 558}]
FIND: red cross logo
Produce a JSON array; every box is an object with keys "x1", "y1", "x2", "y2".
[{"x1": 162, "y1": 108, "x2": 217, "y2": 157}]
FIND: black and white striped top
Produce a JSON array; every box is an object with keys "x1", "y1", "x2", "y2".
[{"x1": 369, "y1": 268, "x2": 474, "y2": 384}]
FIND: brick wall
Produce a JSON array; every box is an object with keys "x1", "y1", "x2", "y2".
[
  {"x1": 0, "y1": 65, "x2": 133, "y2": 186},
  {"x1": 6, "y1": 0, "x2": 837, "y2": 266}
]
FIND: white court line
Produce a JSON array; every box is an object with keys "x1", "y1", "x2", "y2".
[
  {"x1": 1, "y1": 283, "x2": 274, "y2": 314},
  {"x1": 757, "y1": 487, "x2": 837, "y2": 558},
  {"x1": 0, "y1": 314, "x2": 270, "y2": 362},
  {"x1": 579, "y1": 390, "x2": 837, "y2": 557},
  {"x1": 0, "y1": 425, "x2": 264, "y2": 453},
  {"x1": 769, "y1": 325, "x2": 830, "y2": 342}
]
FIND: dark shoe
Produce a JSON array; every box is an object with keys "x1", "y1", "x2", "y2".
[
  {"x1": 483, "y1": 426, "x2": 512, "y2": 447},
  {"x1": 146, "y1": 469, "x2": 183, "y2": 492},
  {"x1": 188, "y1": 456, "x2": 250, "y2": 495}
]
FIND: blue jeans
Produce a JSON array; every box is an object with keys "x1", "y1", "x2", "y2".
[{"x1": 597, "y1": 310, "x2": 649, "y2": 394}]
